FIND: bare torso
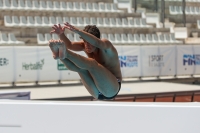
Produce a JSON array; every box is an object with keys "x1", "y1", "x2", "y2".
[{"x1": 85, "y1": 45, "x2": 122, "y2": 81}]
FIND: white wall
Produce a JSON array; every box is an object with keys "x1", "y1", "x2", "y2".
[
  {"x1": 0, "y1": 100, "x2": 200, "y2": 133},
  {"x1": 1, "y1": 45, "x2": 200, "y2": 84}
]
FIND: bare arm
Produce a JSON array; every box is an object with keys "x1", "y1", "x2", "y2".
[
  {"x1": 50, "y1": 24, "x2": 84, "y2": 51},
  {"x1": 59, "y1": 33, "x2": 84, "y2": 51},
  {"x1": 64, "y1": 22, "x2": 112, "y2": 50},
  {"x1": 77, "y1": 30, "x2": 112, "y2": 50}
]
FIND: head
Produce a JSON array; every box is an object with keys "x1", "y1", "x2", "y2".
[{"x1": 81, "y1": 25, "x2": 101, "y2": 53}]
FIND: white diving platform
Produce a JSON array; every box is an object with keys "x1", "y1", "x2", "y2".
[{"x1": 0, "y1": 100, "x2": 200, "y2": 133}]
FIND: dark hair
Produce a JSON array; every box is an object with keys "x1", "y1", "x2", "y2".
[{"x1": 83, "y1": 25, "x2": 101, "y2": 39}]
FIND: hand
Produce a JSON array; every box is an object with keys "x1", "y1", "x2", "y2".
[
  {"x1": 50, "y1": 24, "x2": 65, "y2": 36},
  {"x1": 64, "y1": 22, "x2": 80, "y2": 34}
]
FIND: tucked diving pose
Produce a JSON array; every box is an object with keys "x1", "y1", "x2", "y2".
[{"x1": 49, "y1": 23, "x2": 122, "y2": 100}]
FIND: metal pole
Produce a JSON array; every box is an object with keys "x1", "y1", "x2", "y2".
[
  {"x1": 182, "y1": 0, "x2": 186, "y2": 27},
  {"x1": 134, "y1": 0, "x2": 137, "y2": 12},
  {"x1": 161, "y1": 0, "x2": 165, "y2": 27},
  {"x1": 131, "y1": 0, "x2": 135, "y2": 12},
  {"x1": 155, "y1": 0, "x2": 158, "y2": 12}
]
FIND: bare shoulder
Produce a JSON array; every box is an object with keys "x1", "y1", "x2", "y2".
[
  {"x1": 101, "y1": 38, "x2": 115, "y2": 50},
  {"x1": 101, "y1": 38, "x2": 112, "y2": 44},
  {"x1": 100, "y1": 38, "x2": 118, "y2": 55}
]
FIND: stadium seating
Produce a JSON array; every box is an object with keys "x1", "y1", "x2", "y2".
[
  {"x1": 4, "y1": 16, "x2": 13, "y2": 27},
  {"x1": 74, "y1": 34, "x2": 81, "y2": 42},
  {"x1": 4, "y1": 16, "x2": 152, "y2": 28},
  {"x1": 79, "y1": 2, "x2": 86, "y2": 11},
  {"x1": 18, "y1": 0, "x2": 25, "y2": 10},
  {"x1": 93, "y1": 3, "x2": 99, "y2": 12},
  {"x1": 86, "y1": 2, "x2": 93, "y2": 12},
  {"x1": 127, "y1": 34, "x2": 134, "y2": 42},
  {"x1": 2, "y1": 0, "x2": 10, "y2": 10},
  {"x1": 84, "y1": 17, "x2": 91, "y2": 25},
  {"x1": 59, "y1": 1, "x2": 66, "y2": 11},
  {"x1": 8, "y1": 33, "x2": 25, "y2": 44},
  {"x1": 19, "y1": 16, "x2": 27, "y2": 26},
  {"x1": 101, "y1": 33, "x2": 108, "y2": 40},
  {"x1": 146, "y1": 34, "x2": 153, "y2": 43},
  {"x1": 12, "y1": 16, "x2": 20, "y2": 27},
  {"x1": 0, "y1": 0, "x2": 123, "y2": 13},
  {"x1": 1, "y1": 0, "x2": 196, "y2": 47},
  {"x1": 46, "y1": 1, "x2": 53, "y2": 11},
  {"x1": 169, "y1": 6, "x2": 200, "y2": 15},
  {"x1": 121, "y1": 33, "x2": 128, "y2": 43},
  {"x1": 197, "y1": 20, "x2": 200, "y2": 29},
  {"x1": 25, "y1": 0, "x2": 32, "y2": 10},
  {"x1": 53, "y1": 1, "x2": 60, "y2": 11},
  {"x1": 49, "y1": 16, "x2": 56, "y2": 26},
  {"x1": 0, "y1": 33, "x2": 24, "y2": 45},
  {"x1": 35, "y1": 16, "x2": 43, "y2": 27},
  {"x1": 66, "y1": 2, "x2": 73, "y2": 11},
  {"x1": 37, "y1": 33, "x2": 47, "y2": 44},
  {"x1": 45, "y1": 33, "x2": 51, "y2": 42},
  {"x1": 37, "y1": 33, "x2": 182, "y2": 44},
  {"x1": 32, "y1": 0, "x2": 40, "y2": 10},
  {"x1": 27, "y1": 16, "x2": 35, "y2": 26},
  {"x1": 52, "y1": 34, "x2": 59, "y2": 40},
  {"x1": 0, "y1": 32, "x2": 9, "y2": 44},
  {"x1": 165, "y1": 0, "x2": 200, "y2": 1},
  {"x1": 11, "y1": 0, "x2": 18, "y2": 10},
  {"x1": 37, "y1": 33, "x2": 59, "y2": 44},
  {"x1": 67, "y1": 33, "x2": 74, "y2": 42}
]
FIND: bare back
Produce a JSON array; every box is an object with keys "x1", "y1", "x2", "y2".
[{"x1": 85, "y1": 43, "x2": 122, "y2": 81}]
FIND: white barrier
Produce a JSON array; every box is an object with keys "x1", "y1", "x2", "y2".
[
  {"x1": 37, "y1": 47, "x2": 60, "y2": 81},
  {"x1": 0, "y1": 100, "x2": 200, "y2": 133},
  {"x1": 141, "y1": 46, "x2": 160, "y2": 76},
  {"x1": 118, "y1": 46, "x2": 141, "y2": 78},
  {"x1": 15, "y1": 47, "x2": 38, "y2": 82},
  {"x1": 193, "y1": 45, "x2": 200, "y2": 75},
  {"x1": 0, "y1": 45, "x2": 200, "y2": 83},
  {"x1": 176, "y1": 45, "x2": 194, "y2": 76},
  {"x1": 0, "y1": 47, "x2": 14, "y2": 83},
  {"x1": 160, "y1": 45, "x2": 176, "y2": 76}
]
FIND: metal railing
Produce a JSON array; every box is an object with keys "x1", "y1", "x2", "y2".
[{"x1": 41, "y1": 89, "x2": 200, "y2": 102}]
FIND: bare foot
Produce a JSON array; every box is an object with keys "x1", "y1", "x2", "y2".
[
  {"x1": 57, "y1": 40, "x2": 67, "y2": 59},
  {"x1": 49, "y1": 39, "x2": 59, "y2": 59}
]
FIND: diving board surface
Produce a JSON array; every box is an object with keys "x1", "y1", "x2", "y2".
[{"x1": 0, "y1": 100, "x2": 200, "y2": 133}]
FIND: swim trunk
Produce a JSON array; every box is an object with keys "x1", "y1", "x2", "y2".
[{"x1": 98, "y1": 79, "x2": 121, "y2": 100}]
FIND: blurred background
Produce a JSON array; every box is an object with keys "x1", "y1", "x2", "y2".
[{"x1": 1, "y1": 0, "x2": 200, "y2": 102}]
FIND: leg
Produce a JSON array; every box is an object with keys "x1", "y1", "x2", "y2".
[
  {"x1": 49, "y1": 40, "x2": 99, "y2": 99},
  {"x1": 63, "y1": 50, "x2": 119, "y2": 97},
  {"x1": 52, "y1": 41, "x2": 119, "y2": 98},
  {"x1": 60, "y1": 58, "x2": 99, "y2": 99}
]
